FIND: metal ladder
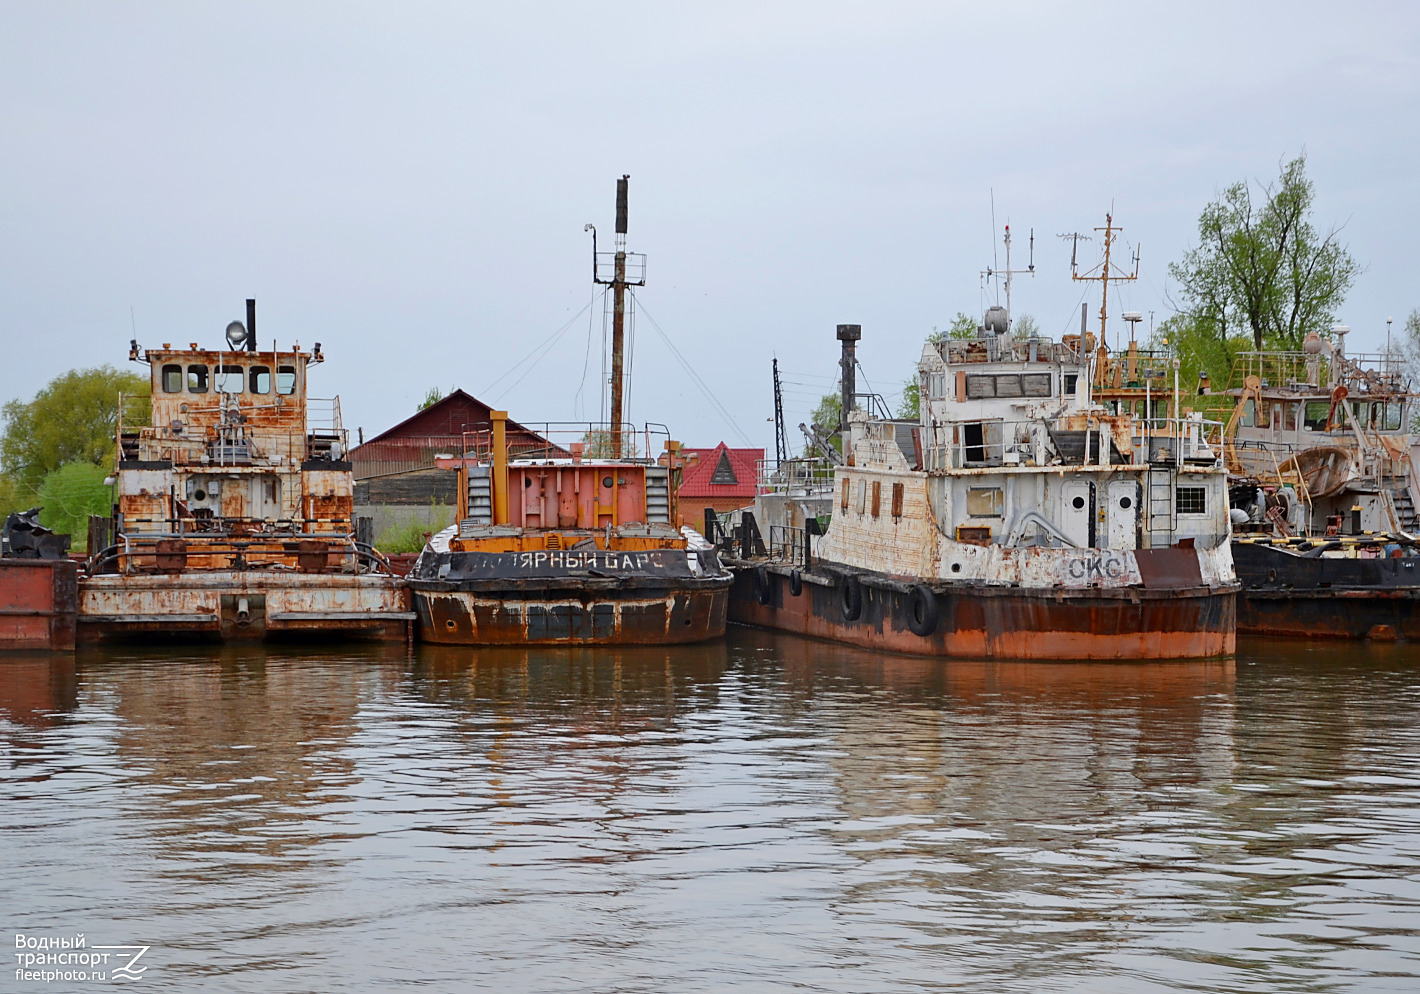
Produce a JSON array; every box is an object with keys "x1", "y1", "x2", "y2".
[
  {"x1": 645, "y1": 468, "x2": 671, "y2": 523},
  {"x1": 465, "y1": 466, "x2": 493, "y2": 527},
  {"x1": 1147, "y1": 468, "x2": 1174, "y2": 547}
]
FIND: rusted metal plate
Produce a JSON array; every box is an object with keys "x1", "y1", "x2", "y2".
[
  {"x1": 78, "y1": 572, "x2": 409, "y2": 643},
  {"x1": 0, "y1": 559, "x2": 78, "y2": 650},
  {"x1": 1239, "y1": 588, "x2": 1420, "y2": 640},
  {"x1": 154, "y1": 538, "x2": 187, "y2": 573},
  {"x1": 1134, "y1": 547, "x2": 1204, "y2": 589}
]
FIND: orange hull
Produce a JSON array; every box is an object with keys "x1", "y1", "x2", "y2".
[{"x1": 728, "y1": 567, "x2": 1236, "y2": 661}]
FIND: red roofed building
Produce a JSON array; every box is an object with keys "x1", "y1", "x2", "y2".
[{"x1": 676, "y1": 443, "x2": 763, "y2": 528}]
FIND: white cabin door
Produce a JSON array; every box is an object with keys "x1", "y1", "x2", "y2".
[
  {"x1": 1060, "y1": 480, "x2": 1092, "y2": 548},
  {"x1": 1106, "y1": 479, "x2": 1138, "y2": 549}
]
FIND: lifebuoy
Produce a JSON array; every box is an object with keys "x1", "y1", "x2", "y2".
[
  {"x1": 789, "y1": 570, "x2": 803, "y2": 597},
  {"x1": 839, "y1": 575, "x2": 863, "y2": 621},
  {"x1": 906, "y1": 584, "x2": 938, "y2": 637},
  {"x1": 754, "y1": 565, "x2": 773, "y2": 606}
]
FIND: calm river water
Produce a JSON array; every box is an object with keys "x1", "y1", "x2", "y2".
[{"x1": 3, "y1": 630, "x2": 1419, "y2": 992}]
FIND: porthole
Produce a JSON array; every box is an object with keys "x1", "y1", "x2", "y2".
[
  {"x1": 444, "y1": 619, "x2": 456, "y2": 630},
  {"x1": 1119, "y1": 496, "x2": 1132, "y2": 510},
  {"x1": 1071, "y1": 496, "x2": 1086, "y2": 510},
  {"x1": 950, "y1": 563, "x2": 962, "y2": 573},
  {"x1": 602, "y1": 476, "x2": 614, "y2": 488}
]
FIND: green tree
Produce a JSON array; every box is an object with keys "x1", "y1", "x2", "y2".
[
  {"x1": 35, "y1": 461, "x2": 111, "y2": 541},
  {"x1": 897, "y1": 314, "x2": 977, "y2": 418},
  {"x1": 1150, "y1": 312, "x2": 1251, "y2": 405},
  {"x1": 419, "y1": 386, "x2": 447, "y2": 411},
  {"x1": 1168, "y1": 154, "x2": 1359, "y2": 353},
  {"x1": 806, "y1": 392, "x2": 843, "y2": 455},
  {"x1": 0, "y1": 366, "x2": 146, "y2": 511}
]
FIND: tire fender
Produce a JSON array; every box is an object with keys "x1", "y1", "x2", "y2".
[
  {"x1": 754, "y1": 565, "x2": 773, "y2": 606},
  {"x1": 906, "y1": 584, "x2": 938, "y2": 637},
  {"x1": 839, "y1": 575, "x2": 863, "y2": 621}
]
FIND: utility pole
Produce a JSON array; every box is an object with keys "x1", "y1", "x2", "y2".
[
  {"x1": 772, "y1": 357, "x2": 788, "y2": 464},
  {"x1": 590, "y1": 175, "x2": 646, "y2": 456}
]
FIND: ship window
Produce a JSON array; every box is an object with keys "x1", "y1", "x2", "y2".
[
  {"x1": 841, "y1": 477, "x2": 850, "y2": 510},
  {"x1": 276, "y1": 365, "x2": 297, "y2": 395},
  {"x1": 1303, "y1": 400, "x2": 1331, "y2": 430},
  {"x1": 870, "y1": 480, "x2": 881, "y2": 517},
  {"x1": 187, "y1": 364, "x2": 209, "y2": 393},
  {"x1": 249, "y1": 365, "x2": 271, "y2": 394},
  {"x1": 215, "y1": 364, "x2": 245, "y2": 393},
  {"x1": 891, "y1": 482, "x2": 904, "y2": 518},
  {"x1": 967, "y1": 487, "x2": 1003, "y2": 517},
  {"x1": 1064, "y1": 373, "x2": 1079, "y2": 396},
  {"x1": 965, "y1": 375, "x2": 996, "y2": 399},
  {"x1": 856, "y1": 480, "x2": 866, "y2": 515},
  {"x1": 995, "y1": 375, "x2": 1023, "y2": 398},
  {"x1": 1022, "y1": 373, "x2": 1052, "y2": 397},
  {"x1": 1384, "y1": 402, "x2": 1404, "y2": 431},
  {"x1": 930, "y1": 373, "x2": 946, "y2": 399},
  {"x1": 161, "y1": 364, "x2": 182, "y2": 393},
  {"x1": 1239, "y1": 399, "x2": 1256, "y2": 427},
  {"x1": 1177, "y1": 486, "x2": 1206, "y2": 515}
]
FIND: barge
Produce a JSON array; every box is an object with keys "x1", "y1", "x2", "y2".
[{"x1": 80, "y1": 301, "x2": 411, "y2": 642}]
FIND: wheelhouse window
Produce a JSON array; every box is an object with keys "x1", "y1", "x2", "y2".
[
  {"x1": 966, "y1": 487, "x2": 1003, "y2": 517},
  {"x1": 215, "y1": 365, "x2": 245, "y2": 394},
  {"x1": 276, "y1": 365, "x2": 297, "y2": 395},
  {"x1": 1063, "y1": 373, "x2": 1079, "y2": 396},
  {"x1": 249, "y1": 365, "x2": 271, "y2": 394},
  {"x1": 187, "y1": 364, "x2": 208, "y2": 393},
  {"x1": 1383, "y1": 402, "x2": 1405, "y2": 431},
  {"x1": 1303, "y1": 401, "x2": 1330, "y2": 431},
  {"x1": 161, "y1": 364, "x2": 182, "y2": 393},
  {"x1": 965, "y1": 373, "x2": 1051, "y2": 400},
  {"x1": 1176, "y1": 486, "x2": 1206, "y2": 515}
]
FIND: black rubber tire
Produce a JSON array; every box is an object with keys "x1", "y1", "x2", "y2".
[
  {"x1": 789, "y1": 570, "x2": 803, "y2": 597},
  {"x1": 906, "y1": 584, "x2": 938, "y2": 637},
  {"x1": 839, "y1": 575, "x2": 863, "y2": 621},
  {"x1": 754, "y1": 565, "x2": 773, "y2": 606}
]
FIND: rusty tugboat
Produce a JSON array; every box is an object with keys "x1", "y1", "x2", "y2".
[
  {"x1": 1212, "y1": 328, "x2": 1420, "y2": 640},
  {"x1": 79, "y1": 301, "x2": 411, "y2": 642},
  {"x1": 406, "y1": 177, "x2": 732, "y2": 645},
  {"x1": 724, "y1": 221, "x2": 1239, "y2": 660}
]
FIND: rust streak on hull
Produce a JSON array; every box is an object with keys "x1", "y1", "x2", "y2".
[
  {"x1": 78, "y1": 572, "x2": 411, "y2": 643},
  {"x1": 411, "y1": 578, "x2": 730, "y2": 646},
  {"x1": 728, "y1": 568, "x2": 1236, "y2": 661}
]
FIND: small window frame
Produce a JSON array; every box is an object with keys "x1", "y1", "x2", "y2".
[
  {"x1": 248, "y1": 365, "x2": 272, "y2": 395},
  {"x1": 161, "y1": 364, "x2": 183, "y2": 393},
  {"x1": 1176, "y1": 486, "x2": 1207, "y2": 515},
  {"x1": 215, "y1": 364, "x2": 245, "y2": 394},
  {"x1": 186, "y1": 364, "x2": 209, "y2": 394},
  {"x1": 276, "y1": 365, "x2": 298, "y2": 396}
]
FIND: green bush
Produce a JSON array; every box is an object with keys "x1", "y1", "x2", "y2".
[{"x1": 35, "y1": 462, "x2": 111, "y2": 543}]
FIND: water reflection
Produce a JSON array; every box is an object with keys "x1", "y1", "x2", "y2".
[{"x1": 0, "y1": 633, "x2": 1416, "y2": 992}]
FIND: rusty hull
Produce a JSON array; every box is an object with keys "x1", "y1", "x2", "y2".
[
  {"x1": 0, "y1": 559, "x2": 78, "y2": 651},
  {"x1": 411, "y1": 575, "x2": 731, "y2": 646},
  {"x1": 728, "y1": 566, "x2": 1236, "y2": 661},
  {"x1": 1239, "y1": 588, "x2": 1420, "y2": 641},
  {"x1": 78, "y1": 572, "x2": 411, "y2": 642}
]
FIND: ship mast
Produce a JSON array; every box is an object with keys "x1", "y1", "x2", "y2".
[
  {"x1": 1069, "y1": 212, "x2": 1139, "y2": 347},
  {"x1": 589, "y1": 175, "x2": 646, "y2": 456}
]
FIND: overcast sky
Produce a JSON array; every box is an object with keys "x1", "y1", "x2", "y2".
[{"x1": 3, "y1": 1, "x2": 1417, "y2": 452}]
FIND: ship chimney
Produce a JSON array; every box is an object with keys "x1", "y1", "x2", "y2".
[
  {"x1": 615, "y1": 176, "x2": 629, "y2": 235},
  {"x1": 837, "y1": 323, "x2": 861, "y2": 434},
  {"x1": 246, "y1": 298, "x2": 257, "y2": 352}
]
